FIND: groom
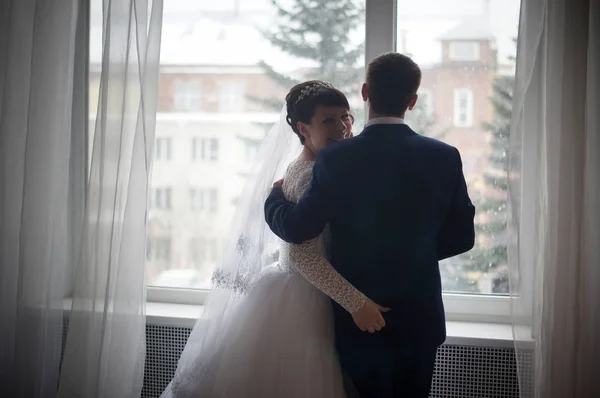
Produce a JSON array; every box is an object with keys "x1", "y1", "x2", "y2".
[{"x1": 264, "y1": 52, "x2": 475, "y2": 398}]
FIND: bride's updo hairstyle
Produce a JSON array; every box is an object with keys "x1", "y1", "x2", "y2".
[{"x1": 285, "y1": 80, "x2": 350, "y2": 144}]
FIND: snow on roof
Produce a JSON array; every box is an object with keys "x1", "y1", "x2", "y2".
[
  {"x1": 90, "y1": 15, "x2": 318, "y2": 72},
  {"x1": 438, "y1": 17, "x2": 494, "y2": 41}
]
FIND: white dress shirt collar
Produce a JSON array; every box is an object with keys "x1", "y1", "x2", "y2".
[{"x1": 364, "y1": 117, "x2": 406, "y2": 128}]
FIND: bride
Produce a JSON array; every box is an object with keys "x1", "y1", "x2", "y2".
[{"x1": 161, "y1": 81, "x2": 390, "y2": 398}]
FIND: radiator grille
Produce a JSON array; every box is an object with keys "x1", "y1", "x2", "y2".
[
  {"x1": 142, "y1": 324, "x2": 532, "y2": 398},
  {"x1": 143, "y1": 324, "x2": 191, "y2": 398},
  {"x1": 62, "y1": 320, "x2": 532, "y2": 398}
]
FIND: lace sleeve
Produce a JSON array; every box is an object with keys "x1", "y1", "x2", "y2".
[{"x1": 287, "y1": 237, "x2": 366, "y2": 313}]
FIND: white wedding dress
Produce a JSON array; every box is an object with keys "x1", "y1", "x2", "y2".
[{"x1": 163, "y1": 160, "x2": 366, "y2": 398}]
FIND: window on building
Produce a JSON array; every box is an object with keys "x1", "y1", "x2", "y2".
[
  {"x1": 173, "y1": 80, "x2": 202, "y2": 111},
  {"x1": 449, "y1": 41, "x2": 480, "y2": 62},
  {"x1": 192, "y1": 138, "x2": 219, "y2": 161},
  {"x1": 150, "y1": 187, "x2": 172, "y2": 210},
  {"x1": 218, "y1": 81, "x2": 245, "y2": 112},
  {"x1": 453, "y1": 89, "x2": 474, "y2": 127},
  {"x1": 155, "y1": 137, "x2": 172, "y2": 161}
]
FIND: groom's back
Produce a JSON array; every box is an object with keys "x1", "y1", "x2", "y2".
[{"x1": 324, "y1": 123, "x2": 469, "y2": 344}]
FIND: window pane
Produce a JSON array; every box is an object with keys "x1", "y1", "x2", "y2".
[
  {"x1": 111, "y1": 0, "x2": 366, "y2": 289},
  {"x1": 173, "y1": 80, "x2": 202, "y2": 111},
  {"x1": 89, "y1": 1, "x2": 364, "y2": 289},
  {"x1": 397, "y1": 0, "x2": 520, "y2": 295}
]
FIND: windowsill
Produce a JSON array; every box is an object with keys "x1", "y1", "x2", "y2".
[
  {"x1": 61, "y1": 299, "x2": 532, "y2": 349},
  {"x1": 144, "y1": 302, "x2": 533, "y2": 349}
]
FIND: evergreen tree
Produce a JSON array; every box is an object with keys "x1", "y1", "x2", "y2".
[
  {"x1": 238, "y1": 1, "x2": 365, "y2": 258},
  {"x1": 251, "y1": 0, "x2": 437, "y2": 134},
  {"x1": 457, "y1": 73, "x2": 514, "y2": 294},
  {"x1": 240, "y1": 0, "x2": 366, "y2": 172},
  {"x1": 259, "y1": 0, "x2": 365, "y2": 106}
]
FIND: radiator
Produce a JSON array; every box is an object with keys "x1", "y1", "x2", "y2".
[
  {"x1": 142, "y1": 324, "x2": 533, "y2": 398},
  {"x1": 61, "y1": 319, "x2": 532, "y2": 397}
]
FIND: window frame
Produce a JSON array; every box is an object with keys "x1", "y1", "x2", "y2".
[{"x1": 142, "y1": 0, "x2": 529, "y2": 324}]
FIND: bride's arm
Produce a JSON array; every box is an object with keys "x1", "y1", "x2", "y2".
[
  {"x1": 287, "y1": 237, "x2": 366, "y2": 313},
  {"x1": 265, "y1": 151, "x2": 335, "y2": 244}
]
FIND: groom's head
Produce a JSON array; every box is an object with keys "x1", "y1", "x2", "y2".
[{"x1": 363, "y1": 52, "x2": 421, "y2": 119}]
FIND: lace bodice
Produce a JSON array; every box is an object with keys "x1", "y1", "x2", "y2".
[{"x1": 278, "y1": 161, "x2": 366, "y2": 313}]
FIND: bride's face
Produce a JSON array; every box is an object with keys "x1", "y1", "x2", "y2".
[{"x1": 299, "y1": 106, "x2": 353, "y2": 151}]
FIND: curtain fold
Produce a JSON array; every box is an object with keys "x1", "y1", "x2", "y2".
[
  {"x1": 509, "y1": 0, "x2": 600, "y2": 396},
  {"x1": 0, "y1": 1, "x2": 83, "y2": 396},
  {"x1": 1, "y1": 0, "x2": 163, "y2": 396},
  {"x1": 58, "y1": 0, "x2": 163, "y2": 397}
]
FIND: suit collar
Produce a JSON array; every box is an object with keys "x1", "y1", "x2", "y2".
[{"x1": 359, "y1": 122, "x2": 416, "y2": 137}]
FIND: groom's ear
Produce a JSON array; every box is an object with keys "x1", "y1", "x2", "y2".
[
  {"x1": 361, "y1": 83, "x2": 369, "y2": 102},
  {"x1": 407, "y1": 93, "x2": 418, "y2": 111}
]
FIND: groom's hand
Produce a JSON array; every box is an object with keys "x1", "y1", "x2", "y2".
[
  {"x1": 351, "y1": 298, "x2": 391, "y2": 333},
  {"x1": 272, "y1": 179, "x2": 284, "y2": 189}
]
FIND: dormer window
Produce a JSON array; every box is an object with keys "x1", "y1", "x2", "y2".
[{"x1": 449, "y1": 41, "x2": 480, "y2": 61}]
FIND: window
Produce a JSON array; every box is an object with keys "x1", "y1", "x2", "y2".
[
  {"x1": 190, "y1": 188, "x2": 218, "y2": 214},
  {"x1": 218, "y1": 81, "x2": 245, "y2": 112},
  {"x1": 155, "y1": 137, "x2": 172, "y2": 161},
  {"x1": 86, "y1": 0, "x2": 524, "y2": 321},
  {"x1": 173, "y1": 80, "x2": 202, "y2": 111},
  {"x1": 192, "y1": 138, "x2": 219, "y2": 162},
  {"x1": 395, "y1": 0, "x2": 521, "y2": 312},
  {"x1": 449, "y1": 41, "x2": 480, "y2": 61},
  {"x1": 151, "y1": 188, "x2": 172, "y2": 210},
  {"x1": 135, "y1": 0, "x2": 366, "y2": 301},
  {"x1": 453, "y1": 89, "x2": 474, "y2": 127}
]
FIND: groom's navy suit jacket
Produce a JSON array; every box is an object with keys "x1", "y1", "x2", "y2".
[{"x1": 265, "y1": 123, "x2": 475, "y2": 346}]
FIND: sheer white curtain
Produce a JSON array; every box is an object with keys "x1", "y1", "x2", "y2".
[
  {"x1": 59, "y1": 0, "x2": 163, "y2": 397},
  {"x1": 0, "y1": 0, "x2": 163, "y2": 397},
  {"x1": 0, "y1": 1, "x2": 87, "y2": 396},
  {"x1": 509, "y1": 0, "x2": 600, "y2": 396}
]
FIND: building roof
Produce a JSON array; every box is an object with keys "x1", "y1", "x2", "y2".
[
  {"x1": 438, "y1": 17, "x2": 494, "y2": 41},
  {"x1": 90, "y1": 17, "x2": 318, "y2": 72}
]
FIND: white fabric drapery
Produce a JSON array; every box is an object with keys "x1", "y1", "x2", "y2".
[
  {"x1": 59, "y1": 0, "x2": 163, "y2": 397},
  {"x1": 0, "y1": 1, "x2": 87, "y2": 396},
  {"x1": 0, "y1": 0, "x2": 164, "y2": 397},
  {"x1": 508, "y1": 0, "x2": 599, "y2": 396}
]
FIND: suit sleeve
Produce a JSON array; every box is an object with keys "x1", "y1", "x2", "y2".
[
  {"x1": 437, "y1": 148, "x2": 476, "y2": 260},
  {"x1": 264, "y1": 153, "x2": 334, "y2": 244}
]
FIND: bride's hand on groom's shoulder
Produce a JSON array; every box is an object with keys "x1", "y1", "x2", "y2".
[
  {"x1": 351, "y1": 298, "x2": 391, "y2": 334},
  {"x1": 272, "y1": 179, "x2": 284, "y2": 189}
]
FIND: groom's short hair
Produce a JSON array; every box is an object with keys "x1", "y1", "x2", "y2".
[{"x1": 366, "y1": 52, "x2": 421, "y2": 117}]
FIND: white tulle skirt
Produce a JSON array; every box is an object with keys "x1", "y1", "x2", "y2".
[{"x1": 162, "y1": 265, "x2": 347, "y2": 398}]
